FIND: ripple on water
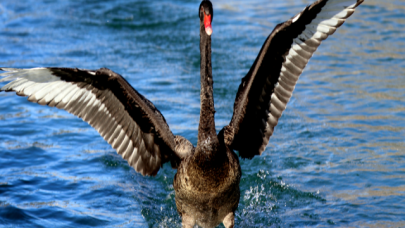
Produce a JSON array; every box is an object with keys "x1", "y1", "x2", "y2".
[{"x1": 0, "y1": 0, "x2": 405, "y2": 227}]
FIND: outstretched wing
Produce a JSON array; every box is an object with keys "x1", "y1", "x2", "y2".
[
  {"x1": 225, "y1": 0, "x2": 364, "y2": 158},
  {"x1": 0, "y1": 67, "x2": 192, "y2": 175}
]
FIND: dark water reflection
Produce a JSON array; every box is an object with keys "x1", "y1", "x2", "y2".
[{"x1": 0, "y1": 0, "x2": 404, "y2": 227}]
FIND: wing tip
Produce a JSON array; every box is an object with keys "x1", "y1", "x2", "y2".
[
  {"x1": 0, "y1": 68, "x2": 16, "y2": 72},
  {"x1": 0, "y1": 68, "x2": 19, "y2": 76},
  {"x1": 355, "y1": 0, "x2": 364, "y2": 8}
]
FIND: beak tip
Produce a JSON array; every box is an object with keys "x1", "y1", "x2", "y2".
[{"x1": 205, "y1": 26, "x2": 213, "y2": 36}]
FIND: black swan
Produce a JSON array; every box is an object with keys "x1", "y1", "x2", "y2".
[{"x1": 0, "y1": 0, "x2": 364, "y2": 227}]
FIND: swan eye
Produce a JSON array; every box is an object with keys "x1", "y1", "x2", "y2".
[{"x1": 199, "y1": 7, "x2": 205, "y2": 18}]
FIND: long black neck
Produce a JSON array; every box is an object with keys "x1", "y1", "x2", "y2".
[{"x1": 196, "y1": 22, "x2": 219, "y2": 155}]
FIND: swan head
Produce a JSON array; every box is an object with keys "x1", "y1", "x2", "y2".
[{"x1": 199, "y1": 0, "x2": 213, "y2": 36}]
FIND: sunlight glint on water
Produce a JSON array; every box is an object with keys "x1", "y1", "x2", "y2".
[{"x1": 0, "y1": 0, "x2": 404, "y2": 227}]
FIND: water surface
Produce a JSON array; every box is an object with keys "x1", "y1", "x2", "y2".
[{"x1": 0, "y1": 0, "x2": 404, "y2": 227}]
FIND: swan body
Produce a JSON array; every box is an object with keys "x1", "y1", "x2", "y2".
[{"x1": 0, "y1": 0, "x2": 364, "y2": 227}]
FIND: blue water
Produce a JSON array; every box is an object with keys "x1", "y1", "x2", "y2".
[{"x1": 0, "y1": 0, "x2": 404, "y2": 227}]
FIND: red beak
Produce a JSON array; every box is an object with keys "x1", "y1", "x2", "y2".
[{"x1": 204, "y1": 14, "x2": 212, "y2": 36}]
